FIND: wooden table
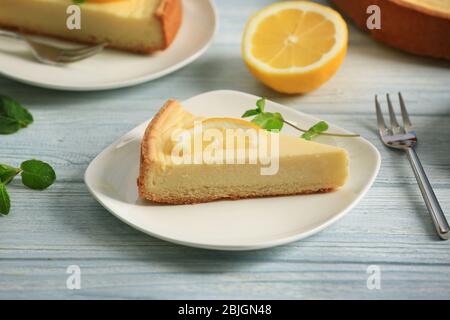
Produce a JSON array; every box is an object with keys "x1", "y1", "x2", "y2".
[{"x1": 1, "y1": 0, "x2": 449, "y2": 299}]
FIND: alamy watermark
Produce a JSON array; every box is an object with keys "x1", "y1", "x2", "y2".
[
  {"x1": 366, "y1": 265, "x2": 381, "y2": 290},
  {"x1": 366, "y1": 5, "x2": 382, "y2": 30},
  {"x1": 66, "y1": 265, "x2": 81, "y2": 290},
  {"x1": 63, "y1": 3, "x2": 382, "y2": 32},
  {"x1": 66, "y1": 5, "x2": 81, "y2": 30},
  {"x1": 170, "y1": 122, "x2": 280, "y2": 175}
]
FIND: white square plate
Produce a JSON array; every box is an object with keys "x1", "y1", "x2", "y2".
[{"x1": 85, "y1": 90, "x2": 381, "y2": 250}]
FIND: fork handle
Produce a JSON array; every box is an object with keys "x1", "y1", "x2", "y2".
[
  {"x1": 406, "y1": 148, "x2": 450, "y2": 240},
  {"x1": 0, "y1": 29, "x2": 23, "y2": 40}
]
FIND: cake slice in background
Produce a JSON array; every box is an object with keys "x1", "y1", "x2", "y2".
[{"x1": 0, "y1": 0, "x2": 182, "y2": 54}]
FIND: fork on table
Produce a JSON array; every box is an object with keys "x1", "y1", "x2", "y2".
[{"x1": 375, "y1": 93, "x2": 449, "y2": 240}]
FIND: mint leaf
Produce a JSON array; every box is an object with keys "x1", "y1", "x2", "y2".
[
  {"x1": 0, "y1": 183, "x2": 10, "y2": 215},
  {"x1": 0, "y1": 95, "x2": 33, "y2": 127},
  {"x1": 242, "y1": 109, "x2": 260, "y2": 118},
  {"x1": 0, "y1": 117, "x2": 21, "y2": 134},
  {"x1": 0, "y1": 164, "x2": 20, "y2": 185},
  {"x1": 301, "y1": 121, "x2": 329, "y2": 140},
  {"x1": 20, "y1": 160, "x2": 56, "y2": 190},
  {"x1": 252, "y1": 112, "x2": 284, "y2": 131},
  {"x1": 256, "y1": 98, "x2": 266, "y2": 113},
  {"x1": 0, "y1": 95, "x2": 33, "y2": 134},
  {"x1": 310, "y1": 121, "x2": 328, "y2": 132}
]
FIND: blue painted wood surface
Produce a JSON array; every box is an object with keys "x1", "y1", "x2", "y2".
[{"x1": 1, "y1": 0, "x2": 449, "y2": 299}]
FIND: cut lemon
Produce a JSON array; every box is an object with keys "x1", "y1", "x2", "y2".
[{"x1": 242, "y1": 1, "x2": 348, "y2": 94}]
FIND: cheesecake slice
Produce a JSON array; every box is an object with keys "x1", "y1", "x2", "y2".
[
  {"x1": 0, "y1": 0, "x2": 182, "y2": 54},
  {"x1": 138, "y1": 100, "x2": 349, "y2": 204}
]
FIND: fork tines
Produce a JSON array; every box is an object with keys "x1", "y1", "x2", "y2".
[{"x1": 375, "y1": 92, "x2": 412, "y2": 135}]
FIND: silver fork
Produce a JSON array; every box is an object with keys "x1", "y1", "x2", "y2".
[
  {"x1": 0, "y1": 29, "x2": 106, "y2": 65},
  {"x1": 376, "y1": 93, "x2": 449, "y2": 240}
]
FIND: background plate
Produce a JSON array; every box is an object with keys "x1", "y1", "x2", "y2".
[
  {"x1": 85, "y1": 90, "x2": 381, "y2": 250},
  {"x1": 0, "y1": 0, "x2": 217, "y2": 91}
]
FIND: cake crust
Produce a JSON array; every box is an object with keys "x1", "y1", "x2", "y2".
[
  {"x1": 140, "y1": 187, "x2": 334, "y2": 205},
  {"x1": 138, "y1": 99, "x2": 180, "y2": 199},
  {"x1": 0, "y1": 0, "x2": 182, "y2": 54},
  {"x1": 331, "y1": 0, "x2": 450, "y2": 60},
  {"x1": 157, "y1": 0, "x2": 183, "y2": 51}
]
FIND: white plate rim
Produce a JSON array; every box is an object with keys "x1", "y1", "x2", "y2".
[
  {"x1": 0, "y1": 0, "x2": 218, "y2": 91},
  {"x1": 85, "y1": 90, "x2": 381, "y2": 251}
]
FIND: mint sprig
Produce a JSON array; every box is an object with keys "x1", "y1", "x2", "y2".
[
  {"x1": 242, "y1": 98, "x2": 359, "y2": 139},
  {"x1": 0, "y1": 160, "x2": 56, "y2": 216},
  {"x1": 0, "y1": 95, "x2": 33, "y2": 134}
]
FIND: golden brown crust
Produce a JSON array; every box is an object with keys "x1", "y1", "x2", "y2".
[
  {"x1": 137, "y1": 99, "x2": 181, "y2": 198},
  {"x1": 0, "y1": 0, "x2": 182, "y2": 54},
  {"x1": 331, "y1": 0, "x2": 450, "y2": 60},
  {"x1": 157, "y1": 0, "x2": 183, "y2": 50},
  {"x1": 140, "y1": 188, "x2": 335, "y2": 205}
]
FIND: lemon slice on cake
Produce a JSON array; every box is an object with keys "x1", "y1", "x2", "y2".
[
  {"x1": 242, "y1": 1, "x2": 348, "y2": 94},
  {"x1": 177, "y1": 118, "x2": 261, "y2": 155},
  {"x1": 187, "y1": 118, "x2": 261, "y2": 130}
]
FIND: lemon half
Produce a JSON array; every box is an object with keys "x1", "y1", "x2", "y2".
[{"x1": 242, "y1": 1, "x2": 348, "y2": 94}]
